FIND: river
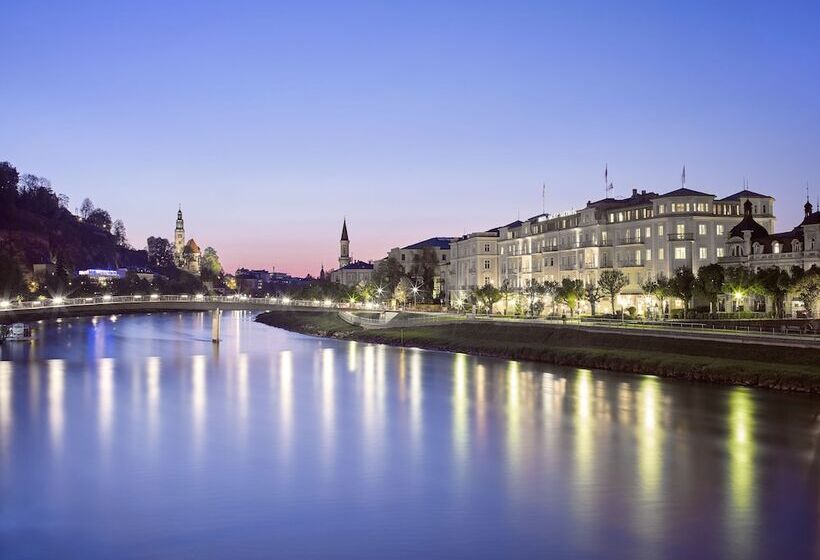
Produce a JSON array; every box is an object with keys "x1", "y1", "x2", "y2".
[{"x1": 0, "y1": 312, "x2": 817, "y2": 559}]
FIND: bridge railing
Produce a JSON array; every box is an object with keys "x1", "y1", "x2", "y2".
[{"x1": 0, "y1": 294, "x2": 387, "y2": 313}]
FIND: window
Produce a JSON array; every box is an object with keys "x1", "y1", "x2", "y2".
[
  {"x1": 658, "y1": 225, "x2": 664, "y2": 236},
  {"x1": 484, "y1": 260, "x2": 491, "y2": 269},
  {"x1": 484, "y1": 276, "x2": 490, "y2": 285},
  {"x1": 699, "y1": 247, "x2": 707, "y2": 259},
  {"x1": 646, "y1": 249, "x2": 652, "y2": 261},
  {"x1": 658, "y1": 204, "x2": 665, "y2": 214},
  {"x1": 716, "y1": 224, "x2": 724, "y2": 236},
  {"x1": 441, "y1": 255, "x2": 446, "y2": 261},
  {"x1": 772, "y1": 243, "x2": 780, "y2": 254},
  {"x1": 658, "y1": 248, "x2": 665, "y2": 260},
  {"x1": 698, "y1": 224, "x2": 706, "y2": 235},
  {"x1": 716, "y1": 247, "x2": 725, "y2": 258},
  {"x1": 676, "y1": 223, "x2": 685, "y2": 235},
  {"x1": 401, "y1": 253, "x2": 406, "y2": 261},
  {"x1": 674, "y1": 247, "x2": 686, "y2": 260},
  {"x1": 645, "y1": 227, "x2": 651, "y2": 238}
]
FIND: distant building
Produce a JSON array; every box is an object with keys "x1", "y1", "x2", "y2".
[
  {"x1": 173, "y1": 207, "x2": 202, "y2": 275},
  {"x1": 329, "y1": 219, "x2": 374, "y2": 286},
  {"x1": 387, "y1": 236, "x2": 455, "y2": 298}
]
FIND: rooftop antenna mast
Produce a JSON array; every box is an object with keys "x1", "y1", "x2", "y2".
[
  {"x1": 681, "y1": 165, "x2": 686, "y2": 189},
  {"x1": 542, "y1": 183, "x2": 546, "y2": 214},
  {"x1": 605, "y1": 164, "x2": 613, "y2": 198}
]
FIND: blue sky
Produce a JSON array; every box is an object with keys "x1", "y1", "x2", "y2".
[{"x1": 2, "y1": 1, "x2": 818, "y2": 274}]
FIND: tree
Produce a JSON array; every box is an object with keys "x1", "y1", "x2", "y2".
[
  {"x1": 671, "y1": 267, "x2": 696, "y2": 318},
  {"x1": 755, "y1": 266, "x2": 794, "y2": 318},
  {"x1": 471, "y1": 283, "x2": 501, "y2": 315},
  {"x1": 372, "y1": 256, "x2": 406, "y2": 294},
  {"x1": 80, "y1": 198, "x2": 95, "y2": 220},
  {"x1": 499, "y1": 279, "x2": 515, "y2": 315},
  {"x1": 0, "y1": 161, "x2": 19, "y2": 214},
  {"x1": 201, "y1": 246, "x2": 222, "y2": 281},
  {"x1": 794, "y1": 266, "x2": 820, "y2": 318},
  {"x1": 599, "y1": 270, "x2": 628, "y2": 315},
  {"x1": 555, "y1": 278, "x2": 584, "y2": 316},
  {"x1": 112, "y1": 219, "x2": 129, "y2": 247},
  {"x1": 723, "y1": 266, "x2": 759, "y2": 311},
  {"x1": 542, "y1": 280, "x2": 559, "y2": 315},
  {"x1": 641, "y1": 274, "x2": 672, "y2": 318},
  {"x1": 355, "y1": 281, "x2": 376, "y2": 304},
  {"x1": 584, "y1": 282, "x2": 603, "y2": 315},
  {"x1": 394, "y1": 276, "x2": 413, "y2": 307},
  {"x1": 86, "y1": 208, "x2": 112, "y2": 232},
  {"x1": 17, "y1": 174, "x2": 62, "y2": 217},
  {"x1": 695, "y1": 263, "x2": 724, "y2": 312},
  {"x1": 0, "y1": 245, "x2": 25, "y2": 300},
  {"x1": 523, "y1": 279, "x2": 546, "y2": 317},
  {"x1": 409, "y1": 247, "x2": 439, "y2": 301},
  {"x1": 146, "y1": 236, "x2": 174, "y2": 268}
]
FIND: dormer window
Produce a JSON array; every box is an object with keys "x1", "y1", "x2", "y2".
[{"x1": 771, "y1": 242, "x2": 780, "y2": 254}]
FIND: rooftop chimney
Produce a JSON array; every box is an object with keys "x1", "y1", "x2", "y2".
[{"x1": 632, "y1": 188, "x2": 637, "y2": 197}]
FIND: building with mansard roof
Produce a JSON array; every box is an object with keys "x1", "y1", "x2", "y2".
[{"x1": 447, "y1": 184, "x2": 777, "y2": 315}]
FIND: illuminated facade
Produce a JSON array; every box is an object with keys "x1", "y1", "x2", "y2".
[
  {"x1": 173, "y1": 208, "x2": 202, "y2": 275},
  {"x1": 330, "y1": 219, "x2": 374, "y2": 287},
  {"x1": 448, "y1": 187, "x2": 776, "y2": 313}
]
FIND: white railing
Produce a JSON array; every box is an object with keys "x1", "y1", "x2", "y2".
[{"x1": 0, "y1": 294, "x2": 387, "y2": 313}]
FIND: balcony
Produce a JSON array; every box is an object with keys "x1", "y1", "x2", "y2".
[
  {"x1": 616, "y1": 237, "x2": 644, "y2": 246},
  {"x1": 559, "y1": 262, "x2": 578, "y2": 271},
  {"x1": 618, "y1": 259, "x2": 645, "y2": 268},
  {"x1": 668, "y1": 233, "x2": 694, "y2": 241}
]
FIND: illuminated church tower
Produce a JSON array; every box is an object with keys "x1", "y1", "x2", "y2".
[
  {"x1": 174, "y1": 207, "x2": 185, "y2": 266},
  {"x1": 339, "y1": 219, "x2": 350, "y2": 268}
]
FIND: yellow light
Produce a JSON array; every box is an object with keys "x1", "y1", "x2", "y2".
[
  {"x1": 195, "y1": 293, "x2": 204, "y2": 300},
  {"x1": 150, "y1": 294, "x2": 159, "y2": 300},
  {"x1": 324, "y1": 299, "x2": 332, "y2": 306},
  {"x1": 0, "y1": 301, "x2": 9, "y2": 308},
  {"x1": 282, "y1": 297, "x2": 291, "y2": 304},
  {"x1": 53, "y1": 297, "x2": 64, "y2": 305},
  {"x1": 102, "y1": 295, "x2": 112, "y2": 302}
]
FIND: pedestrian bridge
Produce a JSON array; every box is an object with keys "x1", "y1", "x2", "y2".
[{"x1": 0, "y1": 294, "x2": 377, "y2": 321}]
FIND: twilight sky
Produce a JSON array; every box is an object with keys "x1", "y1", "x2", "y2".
[{"x1": 2, "y1": 1, "x2": 819, "y2": 275}]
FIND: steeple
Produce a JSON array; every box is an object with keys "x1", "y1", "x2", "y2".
[
  {"x1": 174, "y1": 206, "x2": 186, "y2": 266},
  {"x1": 339, "y1": 218, "x2": 351, "y2": 268}
]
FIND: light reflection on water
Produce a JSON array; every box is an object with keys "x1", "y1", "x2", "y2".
[{"x1": 0, "y1": 311, "x2": 817, "y2": 559}]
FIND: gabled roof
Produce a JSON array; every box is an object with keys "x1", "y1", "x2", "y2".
[
  {"x1": 656, "y1": 187, "x2": 714, "y2": 198},
  {"x1": 717, "y1": 189, "x2": 773, "y2": 201},
  {"x1": 401, "y1": 237, "x2": 454, "y2": 250}
]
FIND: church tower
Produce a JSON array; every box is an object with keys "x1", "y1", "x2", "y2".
[
  {"x1": 174, "y1": 207, "x2": 186, "y2": 265},
  {"x1": 339, "y1": 219, "x2": 350, "y2": 268}
]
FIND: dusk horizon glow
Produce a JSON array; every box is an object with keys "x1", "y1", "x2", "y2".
[{"x1": 3, "y1": 1, "x2": 819, "y2": 275}]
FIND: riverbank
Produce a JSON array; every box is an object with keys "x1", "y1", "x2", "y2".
[{"x1": 255, "y1": 310, "x2": 820, "y2": 393}]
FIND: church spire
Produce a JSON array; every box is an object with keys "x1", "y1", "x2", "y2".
[{"x1": 341, "y1": 218, "x2": 349, "y2": 241}]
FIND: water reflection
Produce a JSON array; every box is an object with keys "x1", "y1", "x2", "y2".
[
  {"x1": 0, "y1": 361, "x2": 11, "y2": 455},
  {"x1": 0, "y1": 313, "x2": 816, "y2": 559},
  {"x1": 47, "y1": 359, "x2": 65, "y2": 453},
  {"x1": 191, "y1": 354, "x2": 207, "y2": 457},
  {"x1": 97, "y1": 358, "x2": 114, "y2": 449}
]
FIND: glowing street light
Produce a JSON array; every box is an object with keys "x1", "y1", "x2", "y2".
[
  {"x1": 53, "y1": 296, "x2": 64, "y2": 305},
  {"x1": 102, "y1": 295, "x2": 112, "y2": 302}
]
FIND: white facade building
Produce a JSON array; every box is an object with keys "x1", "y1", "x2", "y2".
[{"x1": 448, "y1": 187, "x2": 777, "y2": 314}]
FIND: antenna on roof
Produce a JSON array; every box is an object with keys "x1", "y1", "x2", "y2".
[
  {"x1": 607, "y1": 182, "x2": 614, "y2": 199},
  {"x1": 604, "y1": 164, "x2": 608, "y2": 197},
  {"x1": 542, "y1": 183, "x2": 546, "y2": 214},
  {"x1": 681, "y1": 165, "x2": 686, "y2": 189}
]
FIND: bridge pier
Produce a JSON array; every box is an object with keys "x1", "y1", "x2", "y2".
[{"x1": 211, "y1": 308, "x2": 222, "y2": 342}]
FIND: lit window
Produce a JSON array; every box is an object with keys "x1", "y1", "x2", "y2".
[
  {"x1": 698, "y1": 224, "x2": 706, "y2": 235},
  {"x1": 645, "y1": 227, "x2": 651, "y2": 238},
  {"x1": 658, "y1": 225, "x2": 664, "y2": 236},
  {"x1": 716, "y1": 248, "x2": 724, "y2": 257},
  {"x1": 699, "y1": 247, "x2": 707, "y2": 259},
  {"x1": 676, "y1": 224, "x2": 685, "y2": 234},
  {"x1": 658, "y1": 204, "x2": 665, "y2": 214},
  {"x1": 772, "y1": 243, "x2": 780, "y2": 254},
  {"x1": 658, "y1": 248, "x2": 665, "y2": 260},
  {"x1": 716, "y1": 224, "x2": 724, "y2": 236},
  {"x1": 675, "y1": 247, "x2": 686, "y2": 260},
  {"x1": 645, "y1": 249, "x2": 652, "y2": 261}
]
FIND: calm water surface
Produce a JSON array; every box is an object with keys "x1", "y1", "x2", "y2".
[{"x1": 0, "y1": 312, "x2": 818, "y2": 559}]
